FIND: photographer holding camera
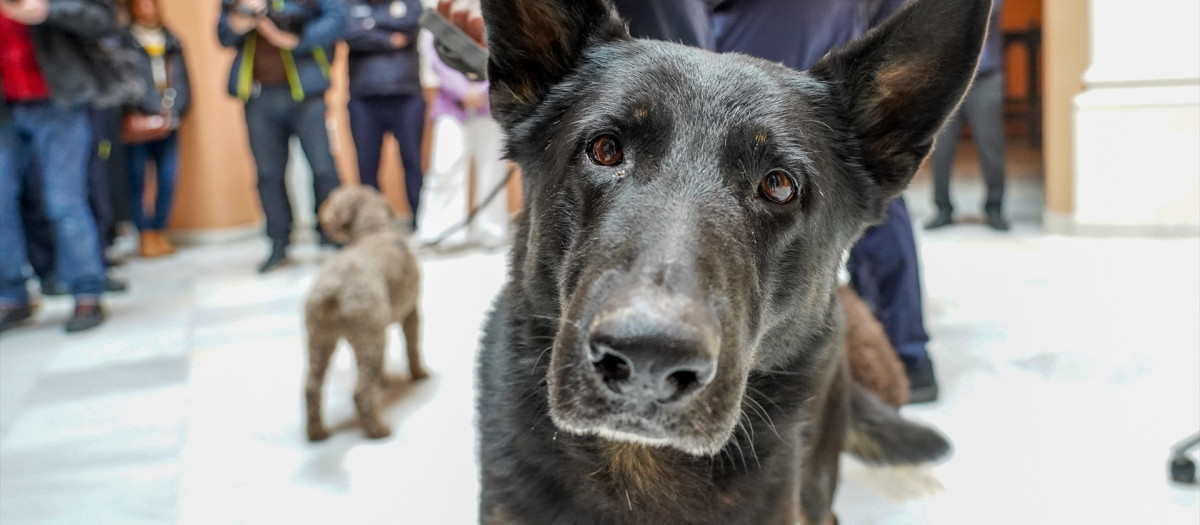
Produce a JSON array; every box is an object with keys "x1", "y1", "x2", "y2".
[{"x1": 217, "y1": 0, "x2": 345, "y2": 273}]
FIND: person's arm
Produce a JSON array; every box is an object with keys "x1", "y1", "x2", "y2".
[
  {"x1": 291, "y1": 0, "x2": 346, "y2": 55},
  {"x1": 217, "y1": 11, "x2": 252, "y2": 48},
  {"x1": 42, "y1": 0, "x2": 117, "y2": 39},
  {"x1": 342, "y1": 1, "x2": 400, "y2": 52},
  {"x1": 172, "y1": 39, "x2": 192, "y2": 117}
]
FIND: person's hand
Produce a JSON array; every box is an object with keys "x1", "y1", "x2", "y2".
[
  {"x1": 0, "y1": 0, "x2": 50, "y2": 25},
  {"x1": 390, "y1": 32, "x2": 409, "y2": 49},
  {"x1": 257, "y1": 16, "x2": 300, "y2": 50},
  {"x1": 437, "y1": 0, "x2": 485, "y2": 47},
  {"x1": 462, "y1": 87, "x2": 487, "y2": 112},
  {"x1": 227, "y1": 0, "x2": 265, "y2": 34}
]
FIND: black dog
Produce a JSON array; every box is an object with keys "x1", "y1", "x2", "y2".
[{"x1": 476, "y1": 0, "x2": 989, "y2": 523}]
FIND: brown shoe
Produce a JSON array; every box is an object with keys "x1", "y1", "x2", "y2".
[
  {"x1": 140, "y1": 231, "x2": 172, "y2": 258},
  {"x1": 157, "y1": 231, "x2": 177, "y2": 255},
  {"x1": 140, "y1": 232, "x2": 157, "y2": 258}
]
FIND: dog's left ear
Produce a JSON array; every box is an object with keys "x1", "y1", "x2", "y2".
[
  {"x1": 482, "y1": 0, "x2": 629, "y2": 127},
  {"x1": 811, "y1": 0, "x2": 991, "y2": 212}
]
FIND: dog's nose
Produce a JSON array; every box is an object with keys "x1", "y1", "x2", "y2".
[{"x1": 587, "y1": 292, "x2": 719, "y2": 403}]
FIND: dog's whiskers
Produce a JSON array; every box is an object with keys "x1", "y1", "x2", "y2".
[{"x1": 530, "y1": 345, "x2": 554, "y2": 375}]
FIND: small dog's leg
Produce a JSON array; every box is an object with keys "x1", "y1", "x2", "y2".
[
  {"x1": 402, "y1": 309, "x2": 428, "y2": 380},
  {"x1": 305, "y1": 332, "x2": 337, "y2": 442},
  {"x1": 348, "y1": 331, "x2": 392, "y2": 439}
]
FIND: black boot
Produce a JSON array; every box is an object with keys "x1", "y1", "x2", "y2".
[
  {"x1": 0, "y1": 303, "x2": 34, "y2": 333},
  {"x1": 65, "y1": 300, "x2": 106, "y2": 333},
  {"x1": 258, "y1": 243, "x2": 290, "y2": 274},
  {"x1": 985, "y1": 206, "x2": 1010, "y2": 231},
  {"x1": 906, "y1": 357, "x2": 940, "y2": 404},
  {"x1": 924, "y1": 209, "x2": 954, "y2": 230}
]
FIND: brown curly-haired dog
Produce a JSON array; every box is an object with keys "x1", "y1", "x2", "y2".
[
  {"x1": 839, "y1": 286, "x2": 910, "y2": 407},
  {"x1": 304, "y1": 186, "x2": 426, "y2": 441}
]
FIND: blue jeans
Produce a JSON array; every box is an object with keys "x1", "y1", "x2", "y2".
[
  {"x1": 127, "y1": 131, "x2": 179, "y2": 231},
  {"x1": 348, "y1": 95, "x2": 426, "y2": 219},
  {"x1": 0, "y1": 102, "x2": 106, "y2": 303},
  {"x1": 848, "y1": 197, "x2": 930, "y2": 369},
  {"x1": 244, "y1": 86, "x2": 341, "y2": 247}
]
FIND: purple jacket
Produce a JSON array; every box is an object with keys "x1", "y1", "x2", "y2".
[{"x1": 425, "y1": 38, "x2": 490, "y2": 122}]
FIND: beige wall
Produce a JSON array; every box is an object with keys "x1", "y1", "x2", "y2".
[
  {"x1": 161, "y1": 0, "x2": 261, "y2": 231},
  {"x1": 1042, "y1": 0, "x2": 1088, "y2": 215}
]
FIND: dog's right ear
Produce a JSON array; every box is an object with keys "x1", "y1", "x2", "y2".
[
  {"x1": 811, "y1": 0, "x2": 991, "y2": 217},
  {"x1": 482, "y1": 0, "x2": 629, "y2": 126}
]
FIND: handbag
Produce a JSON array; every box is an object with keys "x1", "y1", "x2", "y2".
[
  {"x1": 120, "y1": 112, "x2": 172, "y2": 144},
  {"x1": 121, "y1": 54, "x2": 176, "y2": 145}
]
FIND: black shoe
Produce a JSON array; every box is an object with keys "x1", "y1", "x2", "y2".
[
  {"x1": 985, "y1": 208, "x2": 1011, "y2": 231},
  {"x1": 924, "y1": 210, "x2": 954, "y2": 230},
  {"x1": 40, "y1": 279, "x2": 70, "y2": 297},
  {"x1": 65, "y1": 301, "x2": 106, "y2": 333},
  {"x1": 906, "y1": 358, "x2": 939, "y2": 404},
  {"x1": 0, "y1": 303, "x2": 34, "y2": 333},
  {"x1": 258, "y1": 246, "x2": 290, "y2": 274},
  {"x1": 105, "y1": 276, "x2": 129, "y2": 293}
]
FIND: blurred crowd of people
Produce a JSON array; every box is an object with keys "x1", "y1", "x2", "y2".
[
  {"x1": 1, "y1": 0, "x2": 510, "y2": 334},
  {"x1": 3, "y1": 0, "x2": 1010, "y2": 403}
]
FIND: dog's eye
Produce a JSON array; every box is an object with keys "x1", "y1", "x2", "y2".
[
  {"x1": 588, "y1": 135, "x2": 624, "y2": 166},
  {"x1": 759, "y1": 170, "x2": 797, "y2": 204}
]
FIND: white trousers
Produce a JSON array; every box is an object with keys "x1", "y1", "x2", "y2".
[{"x1": 417, "y1": 115, "x2": 508, "y2": 246}]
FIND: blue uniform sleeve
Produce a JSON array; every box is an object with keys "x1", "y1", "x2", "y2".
[
  {"x1": 343, "y1": 1, "x2": 397, "y2": 52},
  {"x1": 216, "y1": 11, "x2": 247, "y2": 48},
  {"x1": 293, "y1": 0, "x2": 346, "y2": 55}
]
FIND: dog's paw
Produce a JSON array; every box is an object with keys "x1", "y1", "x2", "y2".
[
  {"x1": 307, "y1": 427, "x2": 331, "y2": 442},
  {"x1": 364, "y1": 425, "x2": 393, "y2": 440},
  {"x1": 410, "y1": 368, "x2": 429, "y2": 381}
]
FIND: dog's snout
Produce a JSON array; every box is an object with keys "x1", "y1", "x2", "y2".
[{"x1": 587, "y1": 292, "x2": 719, "y2": 403}]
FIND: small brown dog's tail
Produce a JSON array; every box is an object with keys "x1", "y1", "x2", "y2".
[{"x1": 845, "y1": 383, "x2": 951, "y2": 465}]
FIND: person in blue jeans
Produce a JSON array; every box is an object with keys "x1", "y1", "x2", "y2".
[
  {"x1": 342, "y1": 0, "x2": 424, "y2": 228},
  {"x1": 126, "y1": 0, "x2": 191, "y2": 258},
  {"x1": 0, "y1": 0, "x2": 117, "y2": 333},
  {"x1": 218, "y1": 0, "x2": 345, "y2": 273},
  {"x1": 714, "y1": 0, "x2": 940, "y2": 403}
]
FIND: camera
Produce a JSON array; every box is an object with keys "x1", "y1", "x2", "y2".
[{"x1": 221, "y1": 0, "x2": 313, "y2": 35}]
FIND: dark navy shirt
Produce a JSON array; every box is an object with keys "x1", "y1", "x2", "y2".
[
  {"x1": 611, "y1": 0, "x2": 713, "y2": 49},
  {"x1": 342, "y1": 0, "x2": 423, "y2": 98},
  {"x1": 713, "y1": 0, "x2": 908, "y2": 71}
]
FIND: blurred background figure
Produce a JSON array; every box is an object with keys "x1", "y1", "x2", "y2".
[
  {"x1": 926, "y1": 0, "x2": 1010, "y2": 231},
  {"x1": 342, "y1": 0, "x2": 425, "y2": 230},
  {"x1": 610, "y1": 0, "x2": 712, "y2": 48},
  {"x1": 1, "y1": 0, "x2": 119, "y2": 333},
  {"x1": 124, "y1": 0, "x2": 191, "y2": 258},
  {"x1": 217, "y1": 0, "x2": 345, "y2": 274},
  {"x1": 416, "y1": 38, "x2": 507, "y2": 248},
  {"x1": 714, "y1": 0, "x2": 940, "y2": 403}
]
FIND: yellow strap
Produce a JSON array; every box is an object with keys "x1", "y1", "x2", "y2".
[
  {"x1": 280, "y1": 49, "x2": 305, "y2": 101},
  {"x1": 314, "y1": 47, "x2": 331, "y2": 80},
  {"x1": 238, "y1": 34, "x2": 258, "y2": 101}
]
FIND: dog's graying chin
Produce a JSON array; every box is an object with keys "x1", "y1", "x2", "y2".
[{"x1": 478, "y1": 0, "x2": 988, "y2": 522}]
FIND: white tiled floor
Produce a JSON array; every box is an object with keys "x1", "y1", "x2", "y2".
[{"x1": 1, "y1": 183, "x2": 1198, "y2": 524}]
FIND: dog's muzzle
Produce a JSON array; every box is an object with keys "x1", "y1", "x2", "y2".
[{"x1": 587, "y1": 287, "x2": 720, "y2": 405}]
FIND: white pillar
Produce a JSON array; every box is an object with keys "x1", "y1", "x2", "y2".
[{"x1": 1070, "y1": 0, "x2": 1200, "y2": 235}]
